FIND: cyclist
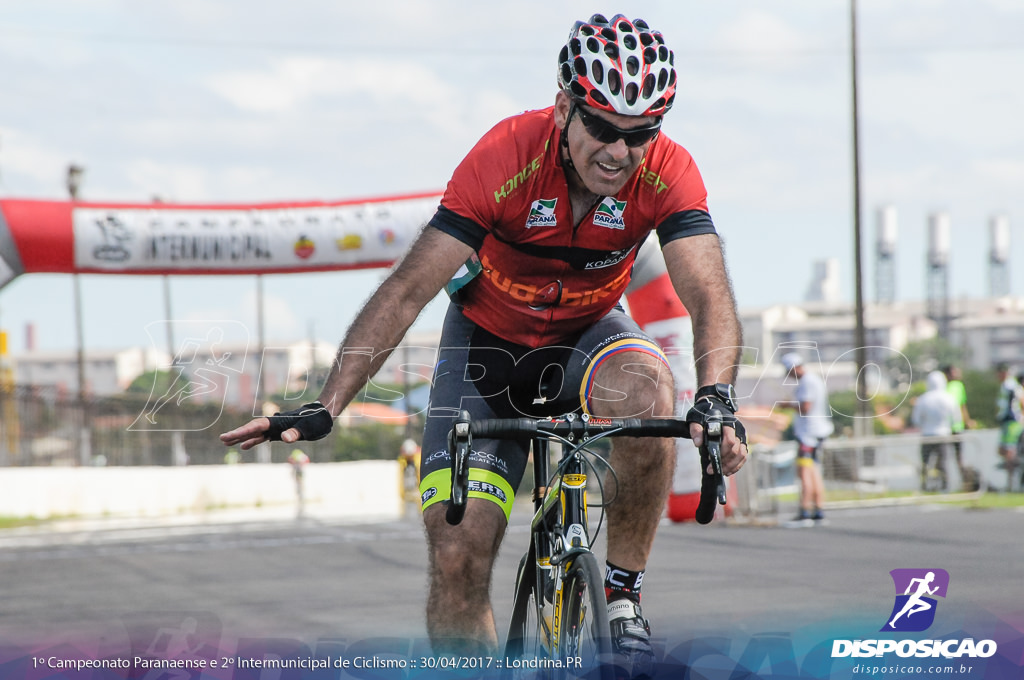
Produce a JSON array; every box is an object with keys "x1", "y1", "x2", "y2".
[{"x1": 221, "y1": 13, "x2": 748, "y2": 677}]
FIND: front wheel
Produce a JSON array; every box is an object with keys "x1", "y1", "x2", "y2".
[
  {"x1": 504, "y1": 551, "x2": 551, "y2": 679},
  {"x1": 556, "y1": 552, "x2": 614, "y2": 679}
]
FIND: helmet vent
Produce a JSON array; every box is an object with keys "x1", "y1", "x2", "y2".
[
  {"x1": 625, "y1": 82, "x2": 638, "y2": 106},
  {"x1": 657, "y1": 68, "x2": 669, "y2": 90},
  {"x1": 607, "y1": 69, "x2": 621, "y2": 95},
  {"x1": 642, "y1": 74, "x2": 655, "y2": 99}
]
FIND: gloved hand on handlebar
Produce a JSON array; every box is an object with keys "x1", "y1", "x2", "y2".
[{"x1": 684, "y1": 384, "x2": 748, "y2": 476}]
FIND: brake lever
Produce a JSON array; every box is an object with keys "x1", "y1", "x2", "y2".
[
  {"x1": 445, "y1": 410, "x2": 472, "y2": 525},
  {"x1": 695, "y1": 412, "x2": 728, "y2": 525}
]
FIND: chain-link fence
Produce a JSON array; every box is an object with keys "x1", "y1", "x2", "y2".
[{"x1": 0, "y1": 384, "x2": 412, "y2": 467}]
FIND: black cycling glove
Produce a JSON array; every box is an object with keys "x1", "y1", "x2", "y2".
[
  {"x1": 265, "y1": 401, "x2": 334, "y2": 442},
  {"x1": 684, "y1": 396, "x2": 748, "y2": 447}
]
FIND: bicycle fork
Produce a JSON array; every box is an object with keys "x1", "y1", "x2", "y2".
[{"x1": 532, "y1": 441, "x2": 591, "y2": 652}]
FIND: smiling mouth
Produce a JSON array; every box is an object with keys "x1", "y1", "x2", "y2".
[{"x1": 596, "y1": 161, "x2": 623, "y2": 175}]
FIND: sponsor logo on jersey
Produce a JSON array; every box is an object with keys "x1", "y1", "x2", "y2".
[
  {"x1": 593, "y1": 198, "x2": 627, "y2": 230},
  {"x1": 583, "y1": 246, "x2": 634, "y2": 270},
  {"x1": 468, "y1": 479, "x2": 508, "y2": 504},
  {"x1": 480, "y1": 253, "x2": 631, "y2": 307},
  {"x1": 525, "y1": 198, "x2": 558, "y2": 228}
]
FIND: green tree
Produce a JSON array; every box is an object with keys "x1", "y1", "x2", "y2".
[
  {"x1": 333, "y1": 423, "x2": 408, "y2": 462},
  {"x1": 962, "y1": 368, "x2": 999, "y2": 429},
  {"x1": 886, "y1": 337, "x2": 964, "y2": 387},
  {"x1": 127, "y1": 369, "x2": 187, "y2": 396}
]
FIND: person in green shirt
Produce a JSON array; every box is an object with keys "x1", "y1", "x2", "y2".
[{"x1": 941, "y1": 365, "x2": 973, "y2": 487}]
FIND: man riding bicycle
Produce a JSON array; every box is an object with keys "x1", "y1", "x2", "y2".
[{"x1": 221, "y1": 13, "x2": 748, "y2": 678}]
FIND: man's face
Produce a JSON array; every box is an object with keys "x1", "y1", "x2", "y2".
[{"x1": 554, "y1": 91, "x2": 660, "y2": 196}]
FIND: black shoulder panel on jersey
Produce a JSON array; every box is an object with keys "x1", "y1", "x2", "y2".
[
  {"x1": 429, "y1": 205, "x2": 488, "y2": 251},
  {"x1": 655, "y1": 209, "x2": 717, "y2": 247}
]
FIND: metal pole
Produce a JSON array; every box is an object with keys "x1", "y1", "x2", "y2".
[
  {"x1": 67, "y1": 164, "x2": 92, "y2": 465},
  {"x1": 163, "y1": 275, "x2": 174, "y2": 359},
  {"x1": 850, "y1": 0, "x2": 870, "y2": 437},
  {"x1": 255, "y1": 274, "x2": 270, "y2": 463}
]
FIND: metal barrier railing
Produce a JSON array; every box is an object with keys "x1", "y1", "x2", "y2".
[{"x1": 732, "y1": 430, "x2": 1002, "y2": 522}]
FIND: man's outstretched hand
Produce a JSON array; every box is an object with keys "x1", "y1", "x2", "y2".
[{"x1": 220, "y1": 401, "x2": 334, "y2": 450}]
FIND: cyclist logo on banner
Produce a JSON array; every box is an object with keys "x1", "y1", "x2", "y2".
[{"x1": 881, "y1": 568, "x2": 950, "y2": 632}]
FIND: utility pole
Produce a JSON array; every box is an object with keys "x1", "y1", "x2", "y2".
[
  {"x1": 849, "y1": 0, "x2": 871, "y2": 437},
  {"x1": 67, "y1": 164, "x2": 92, "y2": 465}
]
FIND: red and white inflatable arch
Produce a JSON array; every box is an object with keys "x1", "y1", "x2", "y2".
[{"x1": 0, "y1": 192, "x2": 703, "y2": 519}]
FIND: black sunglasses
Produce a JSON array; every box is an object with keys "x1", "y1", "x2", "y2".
[{"x1": 572, "y1": 105, "x2": 661, "y2": 148}]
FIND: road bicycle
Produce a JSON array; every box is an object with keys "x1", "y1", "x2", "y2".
[{"x1": 444, "y1": 409, "x2": 729, "y2": 678}]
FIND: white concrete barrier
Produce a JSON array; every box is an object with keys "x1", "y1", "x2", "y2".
[{"x1": 0, "y1": 461, "x2": 404, "y2": 521}]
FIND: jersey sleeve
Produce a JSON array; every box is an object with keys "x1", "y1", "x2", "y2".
[
  {"x1": 649, "y1": 140, "x2": 718, "y2": 246},
  {"x1": 427, "y1": 115, "x2": 526, "y2": 250}
]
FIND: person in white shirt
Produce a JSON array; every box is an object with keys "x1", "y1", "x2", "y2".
[
  {"x1": 780, "y1": 352, "x2": 834, "y2": 521},
  {"x1": 911, "y1": 370, "x2": 959, "y2": 491}
]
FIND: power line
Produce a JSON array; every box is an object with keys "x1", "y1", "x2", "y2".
[{"x1": 0, "y1": 24, "x2": 1022, "y2": 57}]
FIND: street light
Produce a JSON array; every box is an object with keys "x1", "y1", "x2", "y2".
[
  {"x1": 67, "y1": 163, "x2": 91, "y2": 465},
  {"x1": 849, "y1": 0, "x2": 871, "y2": 437}
]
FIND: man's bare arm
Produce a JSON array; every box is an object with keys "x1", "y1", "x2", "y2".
[
  {"x1": 661, "y1": 234, "x2": 743, "y2": 386},
  {"x1": 220, "y1": 226, "x2": 475, "y2": 449},
  {"x1": 662, "y1": 233, "x2": 746, "y2": 474}
]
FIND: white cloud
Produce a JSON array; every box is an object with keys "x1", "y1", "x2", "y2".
[
  {"x1": 204, "y1": 56, "x2": 459, "y2": 115},
  {"x1": 0, "y1": 128, "x2": 77, "y2": 194}
]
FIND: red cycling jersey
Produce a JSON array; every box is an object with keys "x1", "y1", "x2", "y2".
[{"x1": 430, "y1": 105, "x2": 716, "y2": 347}]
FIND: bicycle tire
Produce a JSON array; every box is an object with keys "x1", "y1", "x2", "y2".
[
  {"x1": 556, "y1": 552, "x2": 615, "y2": 679},
  {"x1": 503, "y1": 551, "x2": 550, "y2": 679}
]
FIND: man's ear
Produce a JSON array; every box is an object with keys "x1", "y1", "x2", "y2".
[{"x1": 554, "y1": 91, "x2": 572, "y2": 130}]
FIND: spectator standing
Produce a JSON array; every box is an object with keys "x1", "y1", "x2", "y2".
[
  {"x1": 941, "y1": 364, "x2": 973, "y2": 484},
  {"x1": 288, "y1": 448, "x2": 310, "y2": 514},
  {"x1": 780, "y1": 352, "x2": 834, "y2": 522},
  {"x1": 912, "y1": 370, "x2": 959, "y2": 491},
  {"x1": 995, "y1": 363, "x2": 1024, "y2": 490}
]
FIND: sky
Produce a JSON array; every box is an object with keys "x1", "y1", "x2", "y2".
[{"x1": 0, "y1": 0, "x2": 1022, "y2": 355}]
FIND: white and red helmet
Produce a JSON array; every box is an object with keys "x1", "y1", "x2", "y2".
[{"x1": 558, "y1": 14, "x2": 676, "y2": 117}]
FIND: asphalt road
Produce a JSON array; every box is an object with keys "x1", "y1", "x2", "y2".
[{"x1": 1, "y1": 502, "x2": 1021, "y2": 674}]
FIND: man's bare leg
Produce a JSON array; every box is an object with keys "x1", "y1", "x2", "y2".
[
  {"x1": 588, "y1": 350, "x2": 676, "y2": 571},
  {"x1": 423, "y1": 499, "x2": 508, "y2": 655}
]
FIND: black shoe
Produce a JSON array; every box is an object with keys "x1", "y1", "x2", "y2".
[{"x1": 607, "y1": 597, "x2": 655, "y2": 679}]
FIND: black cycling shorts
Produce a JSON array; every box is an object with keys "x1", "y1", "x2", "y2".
[{"x1": 418, "y1": 303, "x2": 670, "y2": 520}]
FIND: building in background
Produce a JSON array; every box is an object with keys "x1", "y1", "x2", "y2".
[{"x1": 7, "y1": 296, "x2": 1024, "y2": 409}]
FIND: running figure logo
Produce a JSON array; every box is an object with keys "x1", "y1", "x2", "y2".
[{"x1": 881, "y1": 568, "x2": 950, "y2": 632}]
